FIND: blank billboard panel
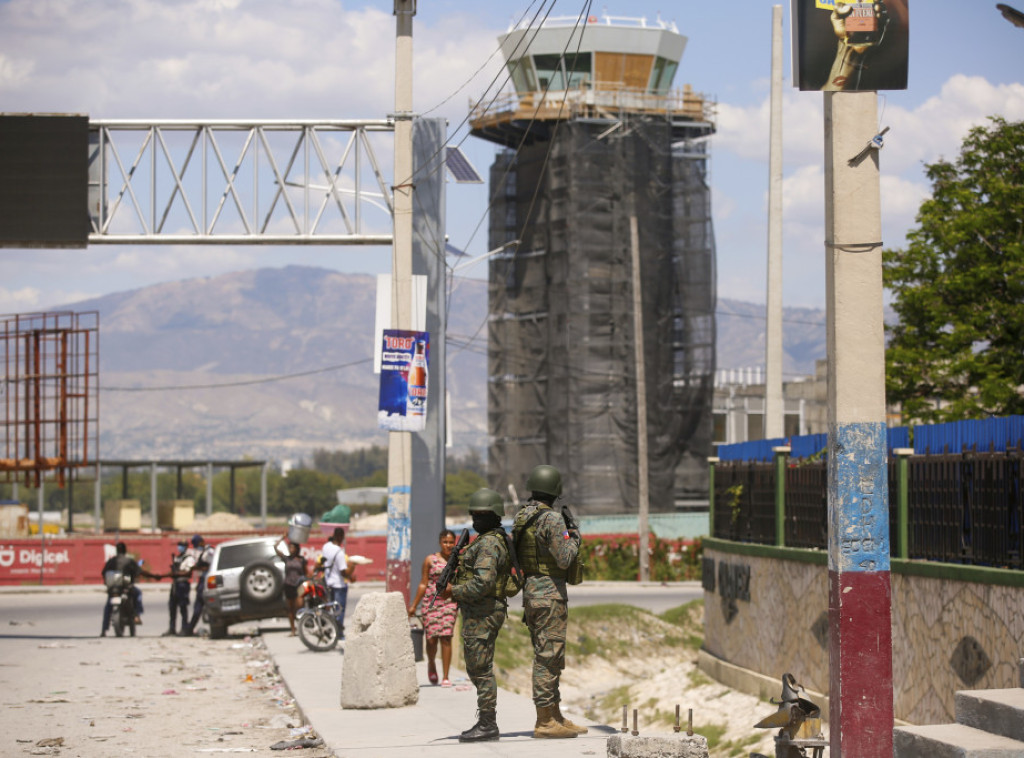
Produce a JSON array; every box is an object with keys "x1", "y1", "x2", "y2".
[{"x1": 0, "y1": 114, "x2": 89, "y2": 248}]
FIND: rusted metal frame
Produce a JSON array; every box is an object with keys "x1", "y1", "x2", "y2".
[
  {"x1": 30, "y1": 329, "x2": 41, "y2": 487},
  {"x1": 58, "y1": 329, "x2": 68, "y2": 487}
]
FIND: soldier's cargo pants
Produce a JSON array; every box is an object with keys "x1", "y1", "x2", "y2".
[
  {"x1": 523, "y1": 598, "x2": 568, "y2": 707},
  {"x1": 461, "y1": 605, "x2": 506, "y2": 711}
]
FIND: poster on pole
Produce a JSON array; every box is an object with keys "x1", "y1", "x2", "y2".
[
  {"x1": 792, "y1": 0, "x2": 908, "y2": 91},
  {"x1": 378, "y1": 329, "x2": 429, "y2": 432}
]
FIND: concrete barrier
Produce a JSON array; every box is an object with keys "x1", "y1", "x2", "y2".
[{"x1": 340, "y1": 591, "x2": 418, "y2": 709}]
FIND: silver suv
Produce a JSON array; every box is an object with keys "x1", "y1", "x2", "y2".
[{"x1": 203, "y1": 536, "x2": 287, "y2": 639}]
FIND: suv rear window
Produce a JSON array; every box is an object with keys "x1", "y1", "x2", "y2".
[{"x1": 216, "y1": 542, "x2": 277, "y2": 570}]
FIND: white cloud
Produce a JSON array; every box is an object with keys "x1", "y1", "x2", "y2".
[
  {"x1": 0, "y1": 0, "x2": 503, "y2": 124},
  {"x1": 881, "y1": 76, "x2": 1024, "y2": 174},
  {"x1": 715, "y1": 93, "x2": 824, "y2": 166},
  {"x1": 0, "y1": 285, "x2": 99, "y2": 313}
]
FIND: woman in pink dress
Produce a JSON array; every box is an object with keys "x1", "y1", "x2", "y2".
[{"x1": 408, "y1": 530, "x2": 458, "y2": 686}]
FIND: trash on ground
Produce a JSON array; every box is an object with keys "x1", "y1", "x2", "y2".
[{"x1": 269, "y1": 737, "x2": 324, "y2": 750}]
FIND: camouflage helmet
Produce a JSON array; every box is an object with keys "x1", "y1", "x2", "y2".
[
  {"x1": 527, "y1": 464, "x2": 562, "y2": 498},
  {"x1": 468, "y1": 488, "x2": 504, "y2": 516}
]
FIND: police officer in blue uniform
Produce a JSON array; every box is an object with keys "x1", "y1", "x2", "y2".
[{"x1": 163, "y1": 540, "x2": 194, "y2": 636}]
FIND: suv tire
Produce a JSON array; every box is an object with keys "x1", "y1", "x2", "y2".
[{"x1": 239, "y1": 560, "x2": 283, "y2": 605}]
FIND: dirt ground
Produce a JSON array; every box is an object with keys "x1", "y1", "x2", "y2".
[
  {"x1": 494, "y1": 603, "x2": 828, "y2": 758},
  {"x1": 0, "y1": 629, "x2": 330, "y2": 758}
]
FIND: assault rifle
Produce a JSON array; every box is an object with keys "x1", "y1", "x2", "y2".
[
  {"x1": 429, "y1": 528, "x2": 470, "y2": 607},
  {"x1": 561, "y1": 504, "x2": 580, "y2": 534}
]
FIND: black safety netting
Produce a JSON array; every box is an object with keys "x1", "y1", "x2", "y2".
[{"x1": 486, "y1": 119, "x2": 716, "y2": 514}]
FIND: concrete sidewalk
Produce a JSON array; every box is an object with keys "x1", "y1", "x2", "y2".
[{"x1": 262, "y1": 628, "x2": 619, "y2": 757}]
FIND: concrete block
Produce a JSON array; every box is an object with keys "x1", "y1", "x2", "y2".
[
  {"x1": 340, "y1": 591, "x2": 418, "y2": 709},
  {"x1": 894, "y1": 723, "x2": 1024, "y2": 758},
  {"x1": 157, "y1": 500, "x2": 195, "y2": 529},
  {"x1": 103, "y1": 499, "x2": 141, "y2": 531},
  {"x1": 956, "y1": 689, "x2": 1024, "y2": 743},
  {"x1": 606, "y1": 734, "x2": 709, "y2": 758}
]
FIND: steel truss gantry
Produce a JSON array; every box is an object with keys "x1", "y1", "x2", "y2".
[{"x1": 88, "y1": 119, "x2": 396, "y2": 245}]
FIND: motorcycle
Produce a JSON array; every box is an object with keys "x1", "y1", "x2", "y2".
[
  {"x1": 295, "y1": 575, "x2": 341, "y2": 652},
  {"x1": 104, "y1": 569, "x2": 138, "y2": 638}
]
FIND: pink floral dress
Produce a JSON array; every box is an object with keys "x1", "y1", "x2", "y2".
[{"x1": 421, "y1": 552, "x2": 457, "y2": 640}]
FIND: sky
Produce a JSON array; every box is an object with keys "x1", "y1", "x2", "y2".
[{"x1": 0, "y1": 0, "x2": 1022, "y2": 315}]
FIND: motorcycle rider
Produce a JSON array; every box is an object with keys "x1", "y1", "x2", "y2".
[
  {"x1": 100, "y1": 542, "x2": 160, "y2": 637},
  {"x1": 182, "y1": 534, "x2": 214, "y2": 637}
]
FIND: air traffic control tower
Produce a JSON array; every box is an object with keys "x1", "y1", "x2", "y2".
[{"x1": 470, "y1": 14, "x2": 716, "y2": 514}]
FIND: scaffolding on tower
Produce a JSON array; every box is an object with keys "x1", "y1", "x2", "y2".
[{"x1": 471, "y1": 13, "x2": 717, "y2": 513}]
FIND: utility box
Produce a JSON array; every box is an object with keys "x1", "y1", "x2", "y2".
[
  {"x1": 0, "y1": 501, "x2": 29, "y2": 537},
  {"x1": 104, "y1": 499, "x2": 142, "y2": 531},
  {"x1": 158, "y1": 500, "x2": 195, "y2": 530}
]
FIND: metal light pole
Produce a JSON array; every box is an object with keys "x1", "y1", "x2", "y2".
[{"x1": 386, "y1": 0, "x2": 416, "y2": 601}]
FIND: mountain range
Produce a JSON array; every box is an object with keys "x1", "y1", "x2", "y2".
[{"x1": 64, "y1": 265, "x2": 827, "y2": 462}]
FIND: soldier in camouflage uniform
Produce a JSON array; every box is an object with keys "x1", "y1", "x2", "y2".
[
  {"x1": 447, "y1": 488, "x2": 513, "y2": 743},
  {"x1": 512, "y1": 464, "x2": 588, "y2": 739}
]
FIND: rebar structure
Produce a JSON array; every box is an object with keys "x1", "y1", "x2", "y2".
[{"x1": 1, "y1": 311, "x2": 99, "y2": 487}]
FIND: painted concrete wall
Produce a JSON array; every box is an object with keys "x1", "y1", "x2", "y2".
[{"x1": 703, "y1": 545, "x2": 1024, "y2": 724}]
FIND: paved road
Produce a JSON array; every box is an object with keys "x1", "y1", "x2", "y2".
[
  {"x1": 1, "y1": 582, "x2": 710, "y2": 757},
  {"x1": 0, "y1": 580, "x2": 703, "y2": 638}
]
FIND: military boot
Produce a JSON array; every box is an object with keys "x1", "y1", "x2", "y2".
[
  {"x1": 459, "y1": 710, "x2": 499, "y2": 742},
  {"x1": 533, "y1": 704, "x2": 578, "y2": 739},
  {"x1": 553, "y1": 702, "x2": 589, "y2": 734}
]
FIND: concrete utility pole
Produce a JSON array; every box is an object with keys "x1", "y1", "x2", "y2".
[
  {"x1": 386, "y1": 0, "x2": 416, "y2": 601},
  {"x1": 629, "y1": 216, "x2": 650, "y2": 582},
  {"x1": 764, "y1": 4, "x2": 785, "y2": 440},
  {"x1": 823, "y1": 90, "x2": 893, "y2": 758}
]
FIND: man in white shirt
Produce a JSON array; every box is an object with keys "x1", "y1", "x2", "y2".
[{"x1": 321, "y1": 527, "x2": 351, "y2": 638}]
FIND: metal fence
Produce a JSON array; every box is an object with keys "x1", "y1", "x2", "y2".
[{"x1": 712, "y1": 449, "x2": 1024, "y2": 569}]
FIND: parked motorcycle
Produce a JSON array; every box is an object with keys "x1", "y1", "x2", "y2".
[
  {"x1": 296, "y1": 575, "x2": 340, "y2": 652},
  {"x1": 104, "y1": 569, "x2": 138, "y2": 638}
]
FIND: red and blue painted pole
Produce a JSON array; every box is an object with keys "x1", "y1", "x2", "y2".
[{"x1": 824, "y1": 90, "x2": 893, "y2": 756}]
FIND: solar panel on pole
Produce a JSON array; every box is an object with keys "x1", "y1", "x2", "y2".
[{"x1": 444, "y1": 146, "x2": 483, "y2": 183}]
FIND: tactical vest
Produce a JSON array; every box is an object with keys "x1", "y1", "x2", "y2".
[
  {"x1": 513, "y1": 505, "x2": 567, "y2": 579},
  {"x1": 171, "y1": 553, "x2": 190, "y2": 583},
  {"x1": 455, "y1": 530, "x2": 511, "y2": 599}
]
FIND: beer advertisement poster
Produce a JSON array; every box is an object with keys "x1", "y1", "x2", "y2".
[
  {"x1": 377, "y1": 329, "x2": 429, "y2": 432},
  {"x1": 791, "y1": 0, "x2": 908, "y2": 91}
]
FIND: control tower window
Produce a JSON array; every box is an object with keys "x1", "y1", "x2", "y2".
[
  {"x1": 533, "y1": 53, "x2": 592, "y2": 92},
  {"x1": 533, "y1": 54, "x2": 566, "y2": 91},
  {"x1": 563, "y1": 52, "x2": 592, "y2": 89},
  {"x1": 508, "y1": 57, "x2": 538, "y2": 93},
  {"x1": 649, "y1": 57, "x2": 678, "y2": 95}
]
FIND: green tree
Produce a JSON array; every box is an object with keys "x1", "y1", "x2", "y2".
[
  {"x1": 278, "y1": 468, "x2": 345, "y2": 519},
  {"x1": 444, "y1": 468, "x2": 487, "y2": 511},
  {"x1": 312, "y1": 446, "x2": 387, "y2": 484},
  {"x1": 883, "y1": 117, "x2": 1024, "y2": 423}
]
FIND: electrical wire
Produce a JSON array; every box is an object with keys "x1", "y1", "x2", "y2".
[{"x1": 100, "y1": 357, "x2": 374, "y2": 392}]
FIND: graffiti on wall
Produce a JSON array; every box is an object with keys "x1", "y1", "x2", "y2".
[{"x1": 702, "y1": 556, "x2": 752, "y2": 624}]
